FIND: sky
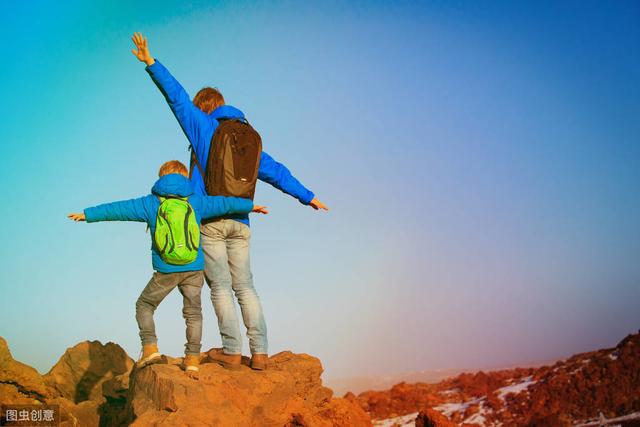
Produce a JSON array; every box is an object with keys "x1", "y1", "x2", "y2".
[{"x1": 0, "y1": 1, "x2": 638, "y2": 382}]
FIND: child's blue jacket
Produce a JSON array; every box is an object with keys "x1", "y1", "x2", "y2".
[
  {"x1": 83, "y1": 174, "x2": 254, "y2": 273},
  {"x1": 145, "y1": 60, "x2": 314, "y2": 226}
]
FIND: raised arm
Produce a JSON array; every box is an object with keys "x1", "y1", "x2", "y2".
[
  {"x1": 258, "y1": 151, "x2": 328, "y2": 210},
  {"x1": 82, "y1": 196, "x2": 154, "y2": 223},
  {"x1": 131, "y1": 32, "x2": 211, "y2": 160}
]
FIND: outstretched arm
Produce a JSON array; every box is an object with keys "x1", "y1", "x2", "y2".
[
  {"x1": 196, "y1": 196, "x2": 267, "y2": 220},
  {"x1": 78, "y1": 196, "x2": 153, "y2": 223},
  {"x1": 258, "y1": 151, "x2": 328, "y2": 210},
  {"x1": 131, "y1": 32, "x2": 211, "y2": 160}
]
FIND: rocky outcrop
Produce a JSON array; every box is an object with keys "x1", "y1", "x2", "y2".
[
  {"x1": 0, "y1": 337, "x2": 370, "y2": 426},
  {"x1": 0, "y1": 336, "x2": 50, "y2": 404},
  {"x1": 125, "y1": 351, "x2": 370, "y2": 426},
  {"x1": 415, "y1": 409, "x2": 457, "y2": 427},
  {"x1": 0, "y1": 338, "x2": 131, "y2": 426},
  {"x1": 358, "y1": 381, "x2": 440, "y2": 420},
  {"x1": 357, "y1": 331, "x2": 640, "y2": 426},
  {"x1": 44, "y1": 340, "x2": 133, "y2": 403}
]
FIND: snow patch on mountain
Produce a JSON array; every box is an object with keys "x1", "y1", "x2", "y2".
[
  {"x1": 372, "y1": 412, "x2": 418, "y2": 427},
  {"x1": 496, "y1": 376, "x2": 536, "y2": 401}
]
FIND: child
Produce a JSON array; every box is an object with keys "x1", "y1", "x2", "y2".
[{"x1": 68, "y1": 160, "x2": 267, "y2": 378}]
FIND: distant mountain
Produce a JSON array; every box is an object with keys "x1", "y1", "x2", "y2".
[
  {"x1": 354, "y1": 331, "x2": 640, "y2": 426},
  {"x1": 327, "y1": 361, "x2": 555, "y2": 397},
  {"x1": 326, "y1": 369, "x2": 467, "y2": 396}
]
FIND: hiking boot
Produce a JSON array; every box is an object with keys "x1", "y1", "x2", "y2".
[
  {"x1": 183, "y1": 354, "x2": 200, "y2": 379},
  {"x1": 251, "y1": 353, "x2": 268, "y2": 370},
  {"x1": 136, "y1": 343, "x2": 161, "y2": 369},
  {"x1": 207, "y1": 348, "x2": 241, "y2": 370}
]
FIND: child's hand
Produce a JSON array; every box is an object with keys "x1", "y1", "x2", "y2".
[
  {"x1": 131, "y1": 32, "x2": 155, "y2": 66},
  {"x1": 309, "y1": 198, "x2": 329, "y2": 211},
  {"x1": 67, "y1": 213, "x2": 86, "y2": 222},
  {"x1": 252, "y1": 205, "x2": 269, "y2": 215}
]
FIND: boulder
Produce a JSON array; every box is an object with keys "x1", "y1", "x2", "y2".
[
  {"x1": 43, "y1": 340, "x2": 133, "y2": 403},
  {"x1": 0, "y1": 336, "x2": 50, "y2": 404},
  {"x1": 415, "y1": 408, "x2": 457, "y2": 427},
  {"x1": 125, "y1": 350, "x2": 370, "y2": 426}
]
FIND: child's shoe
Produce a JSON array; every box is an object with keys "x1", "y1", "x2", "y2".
[
  {"x1": 136, "y1": 343, "x2": 161, "y2": 369},
  {"x1": 183, "y1": 354, "x2": 200, "y2": 379}
]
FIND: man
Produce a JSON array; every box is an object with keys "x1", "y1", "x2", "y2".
[{"x1": 131, "y1": 32, "x2": 328, "y2": 370}]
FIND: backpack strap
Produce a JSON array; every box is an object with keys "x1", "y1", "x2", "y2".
[{"x1": 191, "y1": 147, "x2": 206, "y2": 182}]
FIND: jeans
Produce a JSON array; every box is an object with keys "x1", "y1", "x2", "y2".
[
  {"x1": 135, "y1": 271, "x2": 204, "y2": 355},
  {"x1": 200, "y1": 218, "x2": 268, "y2": 355}
]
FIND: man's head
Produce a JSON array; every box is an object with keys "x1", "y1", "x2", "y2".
[
  {"x1": 193, "y1": 87, "x2": 225, "y2": 114},
  {"x1": 159, "y1": 160, "x2": 188, "y2": 178}
]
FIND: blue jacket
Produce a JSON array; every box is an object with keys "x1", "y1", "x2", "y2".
[
  {"x1": 84, "y1": 174, "x2": 254, "y2": 273},
  {"x1": 145, "y1": 60, "x2": 315, "y2": 226}
]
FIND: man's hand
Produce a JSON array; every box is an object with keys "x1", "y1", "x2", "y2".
[
  {"x1": 252, "y1": 205, "x2": 269, "y2": 215},
  {"x1": 309, "y1": 198, "x2": 329, "y2": 211},
  {"x1": 68, "y1": 213, "x2": 86, "y2": 222},
  {"x1": 131, "y1": 32, "x2": 155, "y2": 66}
]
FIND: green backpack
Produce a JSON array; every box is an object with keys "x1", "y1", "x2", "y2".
[{"x1": 153, "y1": 197, "x2": 200, "y2": 265}]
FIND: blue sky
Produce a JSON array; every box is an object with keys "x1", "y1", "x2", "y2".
[{"x1": 1, "y1": 1, "x2": 638, "y2": 381}]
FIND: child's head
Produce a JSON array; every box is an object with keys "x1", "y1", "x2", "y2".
[
  {"x1": 159, "y1": 160, "x2": 188, "y2": 178},
  {"x1": 193, "y1": 87, "x2": 225, "y2": 114}
]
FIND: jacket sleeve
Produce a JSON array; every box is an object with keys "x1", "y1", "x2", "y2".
[
  {"x1": 84, "y1": 196, "x2": 152, "y2": 223},
  {"x1": 258, "y1": 151, "x2": 315, "y2": 205},
  {"x1": 145, "y1": 60, "x2": 211, "y2": 162},
  {"x1": 196, "y1": 196, "x2": 254, "y2": 220}
]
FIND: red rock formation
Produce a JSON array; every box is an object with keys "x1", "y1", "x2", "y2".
[
  {"x1": 126, "y1": 350, "x2": 370, "y2": 426},
  {"x1": 0, "y1": 336, "x2": 50, "y2": 405},
  {"x1": 44, "y1": 340, "x2": 133, "y2": 403},
  {"x1": 0, "y1": 337, "x2": 371, "y2": 426},
  {"x1": 415, "y1": 408, "x2": 457, "y2": 427},
  {"x1": 0, "y1": 337, "x2": 132, "y2": 426},
  {"x1": 357, "y1": 331, "x2": 640, "y2": 426}
]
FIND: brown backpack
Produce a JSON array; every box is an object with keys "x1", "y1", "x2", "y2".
[{"x1": 191, "y1": 117, "x2": 262, "y2": 199}]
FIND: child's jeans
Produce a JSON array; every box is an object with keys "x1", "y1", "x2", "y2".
[
  {"x1": 200, "y1": 219, "x2": 268, "y2": 355},
  {"x1": 135, "y1": 270, "x2": 204, "y2": 355}
]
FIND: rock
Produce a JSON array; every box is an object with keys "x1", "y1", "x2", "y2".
[
  {"x1": 0, "y1": 336, "x2": 50, "y2": 404},
  {"x1": 357, "y1": 331, "x2": 640, "y2": 426},
  {"x1": 317, "y1": 397, "x2": 371, "y2": 427},
  {"x1": 1, "y1": 337, "x2": 134, "y2": 427},
  {"x1": 125, "y1": 350, "x2": 371, "y2": 426},
  {"x1": 415, "y1": 408, "x2": 457, "y2": 427},
  {"x1": 43, "y1": 340, "x2": 133, "y2": 403},
  {"x1": 343, "y1": 391, "x2": 357, "y2": 401},
  {"x1": 1, "y1": 337, "x2": 370, "y2": 426},
  {"x1": 51, "y1": 396, "x2": 102, "y2": 427},
  {"x1": 357, "y1": 381, "x2": 439, "y2": 419}
]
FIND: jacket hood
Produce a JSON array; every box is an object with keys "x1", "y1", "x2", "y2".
[
  {"x1": 211, "y1": 105, "x2": 245, "y2": 120},
  {"x1": 151, "y1": 174, "x2": 194, "y2": 197}
]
